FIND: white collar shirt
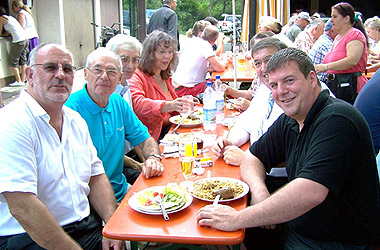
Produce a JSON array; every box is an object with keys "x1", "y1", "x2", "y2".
[
  {"x1": 0, "y1": 90, "x2": 104, "y2": 236},
  {"x1": 234, "y1": 84, "x2": 286, "y2": 177}
]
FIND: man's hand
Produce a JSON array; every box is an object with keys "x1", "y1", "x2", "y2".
[
  {"x1": 102, "y1": 237, "x2": 125, "y2": 250},
  {"x1": 232, "y1": 97, "x2": 250, "y2": 111},
  {"x1": 143, "y1": 158, "x2": 164, "y2": 179},
  {"x1": 211, "y1": 136, "x2": 233, "y2": 158},
  {"x1": 197, "y1": 204, "x2": 241, "y2": 231},
  {"x1": 223, "y1": 145, "x2": 244, "y2": 166}
]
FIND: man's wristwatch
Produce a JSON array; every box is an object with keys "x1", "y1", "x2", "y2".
[{"x1": 147, "y1": 153, "x2": 162, "y2": 161}]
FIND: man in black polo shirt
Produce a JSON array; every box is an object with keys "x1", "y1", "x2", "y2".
[{"x1": 197, "y1": 48, "x2": 380, "y2": 249}]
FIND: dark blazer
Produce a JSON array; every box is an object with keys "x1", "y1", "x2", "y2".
[{"x1": 147, "y1": 5, "x2": 179, "y2": 50}]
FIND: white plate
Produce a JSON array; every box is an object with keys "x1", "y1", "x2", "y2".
[
  {"x1": 189, "y1": 177, "x2": 249, "y2": 202},
  {"x1": 169, "y1": 115, "x2": 203, "y2": 128},
  {"x1": 128, "y1": 186, "x2": 193, "y2": 215}
]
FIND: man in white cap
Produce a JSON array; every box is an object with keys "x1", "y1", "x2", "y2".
[{"x1": 286, "y1": 11, "x2": 311, "y2": 42}]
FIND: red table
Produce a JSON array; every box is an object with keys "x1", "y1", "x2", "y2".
[{"x1": 103, "y1": 109, "x2": 247, "y2": 250}]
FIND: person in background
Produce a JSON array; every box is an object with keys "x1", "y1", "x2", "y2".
[
  {"x1": 147, "y1": 0, "x2": 179, "y2": 50},
  {"x1": 294, "y1": 18, "x2": 325, "y2": 54},
  {"x1": 198, "y1": 48, "x2": 380, "y2": 250},
  {"x1": 286, "y1": 11, "x2": 311, "y2": 42},
  {"x1": 11, "y1": 0, "x2": 38, "y2": 52},
  {"x1": 186, "y1": 20, "x2": 209, "y2": 39},
  {"x1": 0, "y1": 43, "x2": 124, "y2": 249},
  {"x1": 309, "y1": 19, "x2": 337, "y2": 82},
  {"x1": 204, "y1": 16, "x2": 225, "y2": 56},
  {"x1": 354, "y1": 68, "x2": 380, "y2": 155},
  {"x1": 259, "y1": 16, "x2": 294, "y2": 47},
  {"x1": 173, "y1": 25, "x2": 227, "y2": 97},
  {"x1": 106, "y1": 34, "x2": 144, "y2": 184},
  {"x1": 315, "y1": 2, "x2": 368, "y2": 104},
  {"x1": 65, "y1": 47, "x2": 163, "y2": 203},
  {"x1": 281, "y1": 13, "x2": 298, "y2": 36},
  {"x1": 364, "y1": 16, "x2": 380, "y2": 59},
  {"x1": 129, "y1": 31, "x2": 196, "y2": 141},
  {"x1": 0, "y1": 6, "x2": 28, "y2": 87},
  {"x1": 180, "y1": 20, "x2": 210, "y2": 54},
  {"x1": 225, "y1": 32, "x2": 274, "y2": 111},
  {"x1": 311, "y1": 12, "x2": 321, "y2": 20}
]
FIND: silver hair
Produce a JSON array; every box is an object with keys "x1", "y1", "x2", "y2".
[
  {"x1": 28, "y1": 43, "x2": 74, "y2": 66},
  {"x1": 364, "y1": 16, "x2": 380, "y2": 32},
  {"x1": 106, "y1": 34, "x2": 142, "y2": 55},
  {"x1": 306, "y1": 18, "x2": 325, "y2": 29},
  {"x1": 85, "y1": 47, "x2": 122, "y2": 71}
]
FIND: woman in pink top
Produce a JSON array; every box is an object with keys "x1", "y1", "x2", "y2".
[
  {"x1": 129, "y1": 31, "x2": 197, "y2": 141},
  {"x1": 315, "y1": 2, "x2": 368, "y2": 103}
]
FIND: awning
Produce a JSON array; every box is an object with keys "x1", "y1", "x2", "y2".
[{"x1": 241, "y1": 0, "x2": 290, "y2": 44}]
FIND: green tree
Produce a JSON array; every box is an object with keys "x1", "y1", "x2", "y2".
[{"x1": 143, "y1": 0, "x2": 241, "y2": 34}]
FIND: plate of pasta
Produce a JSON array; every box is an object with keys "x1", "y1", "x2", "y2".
[{"x1": 188, "y1": 177, "x2": 249, "y2": 202}]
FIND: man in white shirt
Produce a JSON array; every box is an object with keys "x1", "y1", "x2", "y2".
[
  {"x1": 0, "y1": 44, "x2": 123, "y2": 249},
  {"x1": 173, "y1": 25, "x2": 227, "y2": 97}
]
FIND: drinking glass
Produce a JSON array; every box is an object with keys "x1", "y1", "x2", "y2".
[
  {"x1": 191, "y1": 128, "x2": 204, "y2": 150},
  {"x1": 180, "y1": 95, "x2": 194, "y2": 116},
  {"x1": 179, "y1": 135, "x2": 196, "y2": 157},
  {"x1": 179, "y1": 156, "x2": 195, "y2": 180}
]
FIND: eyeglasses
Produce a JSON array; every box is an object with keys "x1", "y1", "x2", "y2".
[
  {"x1": 253, "y1": 55, "x2": 272, "y2": 68},
  {"x1": 87, "y1": 67, "x2": 119, "y2": 78},
  {"x1": 31, "y1": 63, "x2": 77, "y2": 74},
  {"x1": 155, "y1": 50, "x2": 175, "y2": 56},
  {"x1": 120, "y1": 56, "x2": 140, "y2": 65}
]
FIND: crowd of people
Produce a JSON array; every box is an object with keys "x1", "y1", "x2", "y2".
[{"x1": 1, "y1": 1, "x2": 380, "y2": 249}]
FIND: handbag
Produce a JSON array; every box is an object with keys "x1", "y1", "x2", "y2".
[{"x1": 326, "y1": 72, "x2": 362, "y2": 104}]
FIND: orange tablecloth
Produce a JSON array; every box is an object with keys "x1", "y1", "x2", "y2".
[
  {"x1": 103, "y1": 108, "x2": 247, "y2": 248},
  {"x1": 211, "y1": 59, "x2": 256, "y2": 82}
]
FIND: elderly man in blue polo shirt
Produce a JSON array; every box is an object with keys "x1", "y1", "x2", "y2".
[{"x1": 65, "y1": 47, "x2": 163, "y2": 203}]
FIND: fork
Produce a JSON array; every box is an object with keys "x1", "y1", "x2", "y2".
[{"x1": 154, "y1": 195, "x2": 169, "y2": 221}]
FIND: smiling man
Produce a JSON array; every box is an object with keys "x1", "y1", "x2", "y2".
[
  {"x1": 0, "y1": 44, "x2": 123, "y2": 249},
  {"x1": 65, "y1": 47, "x2": 163, "y2": 203},
  {"x1": 197, "y1": 48, "x2": 380, "y2": 249}
]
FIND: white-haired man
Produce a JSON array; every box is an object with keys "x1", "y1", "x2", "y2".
[
  {"x1": 106, "y1": 34, "x2": 145, "y2": 183},
  {"x1": 65, "y1": 47, "x2": 164, "y2": 203},
  {"x1": 294, "y1": 18, "x2": 325, "y2": 54}
]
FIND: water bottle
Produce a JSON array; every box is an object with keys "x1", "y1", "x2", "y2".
[
  {"x1": 214, "y1": 75, "x2": 225, "y2": 124},
  {"x1": 203, "y1": 81, "x2": 217, "y2": 131}
]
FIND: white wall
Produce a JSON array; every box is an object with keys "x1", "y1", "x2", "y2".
[{"x1": 34, "y1": 0, "x2": 64, "y2": 44}]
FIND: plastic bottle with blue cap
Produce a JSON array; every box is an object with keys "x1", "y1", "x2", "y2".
[{"x1": 203, "y1": 81, "x2": 217, "y2": 131}]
